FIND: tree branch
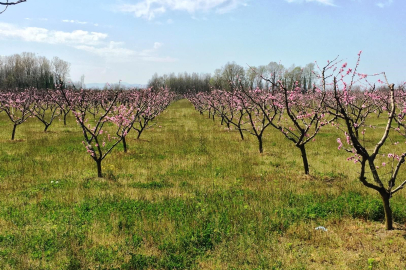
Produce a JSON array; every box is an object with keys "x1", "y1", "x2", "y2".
[
  {"x1": 388, "y1": 153, "x2": 406, "y2": 193},
  {"x1": 391, "y1": 179, "x2": 406, "y2": 196},
  {"x1": 0, "y1": 0, "x2": 26, "y2": 5},
  {"x1": 371, "y1": 83, "x2": 395, "y2": 159},
  {"x1": 0, "y1": 0, "x2": 26, "y2": 14}
]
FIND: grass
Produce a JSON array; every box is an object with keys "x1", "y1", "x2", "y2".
[{"x1": 0, "y1": 99, "x2": 406, "y2": 269}]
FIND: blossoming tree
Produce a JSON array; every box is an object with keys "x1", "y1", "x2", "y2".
[{"x1": 328, "y1": 52, "x2": 405, "y2": 230}]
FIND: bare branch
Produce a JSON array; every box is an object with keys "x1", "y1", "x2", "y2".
[
  {"x1": 0, "y1": 0, "x2": 26, "y2": 5},
  {"x1": 391, "y1": 179, "x2": 406, "y2": 196},
  {"x1": 371, "y1": 83, "x2": 395, "y2": 159},
  {"x1": 388, "y1": 154, "x2": 406, "y2": 192},
  {"x1": 0, "y1": 0, "x2": 26, "y2": 14}
]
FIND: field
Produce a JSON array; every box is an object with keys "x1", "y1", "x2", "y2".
[{"x1": 1, "y1": 99, "x2": 406, "y2": 269}]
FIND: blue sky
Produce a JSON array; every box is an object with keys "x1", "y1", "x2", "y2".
[{"x1": 0, "y1": 0, "x2": 403, "y2": 85}]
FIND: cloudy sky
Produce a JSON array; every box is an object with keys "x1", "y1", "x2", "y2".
[{"x1": 0, "y1": 0, "x2": 404, "y2": 85}]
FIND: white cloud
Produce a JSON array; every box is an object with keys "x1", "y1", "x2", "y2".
[
  {"x1": 0, "y1": 23, "x2": 176, "y2": 63},
  {"x1": 136, "y1": 41, "x2": 177, "y2": 62},
  {"x1": 62, "y1": 19, "x2": 99, "y2": 27},
  {"x1": 52, "y1": 30, "x2": 107, "y2": 45},
  {"x1": 153, "y1": 42, "x2": 162, "y2": 49},
  {"x1": 62, "y1": 19, "x2": 88, "y2": 25},
  {"x1": 25, "y1": 17, "x2": 48, "y2": 21},
  {"x1": 116, "y1": 0, "x2": 248, "y2": 20},
  {"x1": 285, "y1": 0, "x2": 336, "y2": 6},
  {"x1": 74, "y1": 41, "x2": 136, "y2": 58},
  {"x1": 140, "y1": 56, "x2": 178, "y2": 62},
  {"x1": 0, "y1": 22, "x2": 107, "y2": 45},
  {"x1": 76, "y1": 41, "x2": 177, "y2": 62},
  {"x1": 118, "y1": 2, "x2": 165, "y2": 20},
  {"x1": 376, "y1": 0, "x2": 393, "y2": 8}
]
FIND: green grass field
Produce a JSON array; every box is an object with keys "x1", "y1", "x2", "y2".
[{"x1": 1, "y1": 99, "x2": 406, "y2": 269}]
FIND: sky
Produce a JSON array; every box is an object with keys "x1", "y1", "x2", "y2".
[{"x1": 0, "y1": 0, "x2": 404, "y2": 85}]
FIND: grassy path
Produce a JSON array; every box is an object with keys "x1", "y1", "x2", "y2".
[{"x1": 0, "y1": 99, "x2": 406, "y2": 269}]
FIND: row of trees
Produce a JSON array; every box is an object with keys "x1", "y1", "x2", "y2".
[
  {"x1": 0, "y1": 52, "x2": 70, "y2": 89},
  {"x1": 0, "y1": 87, "x2": 176, "y2": 177},
  {"x1": 148, "y1": 72, "x2": 212, "y2": 94},
  {"x1": 187, "y1": 53, "x2": 406, "y2": 231},
  {"x1": 148, "y1": 61, "x2": 317, "y2": 94}
]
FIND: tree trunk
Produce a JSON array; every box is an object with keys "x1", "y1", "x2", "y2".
[
  {"x1": 11, "y1": 123, "x2": 17, "y2": 140},
  {"x1": 97, "y1": 160, "x2": 103, "y2": 178},
  {"x1": 123, "y1": 136, "x2": 128, "y2": 153},
  {"x1": 380, "y1": 191, "x2": 393, "y2": 230},
  {"x1": 238, "y1": 128, "x2": 244, "y2": 140},
  {"x1": 257, "y1": 135, "x2": 263, "y2": 153},
  {"x1": 63, "y1": 113, "x2": 67, "y2": 125},
  {"x1": 298, "y1": 144, "x2": 309, "y2": 175},
  {"x1": 44, "y1": 124, "x2": 49, "y2": 132}
]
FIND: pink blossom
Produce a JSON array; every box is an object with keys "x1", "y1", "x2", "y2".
[
  {"x1": 345, "y1": 132, "x2": 350, "y2": 144},
  {"x1": 337, "y1": 138, "x2": 343, "y2": 150}
]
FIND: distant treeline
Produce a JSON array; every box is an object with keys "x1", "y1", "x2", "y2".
[
  {"x1": 0, "y1": 52, "x2": 318, "y2": 94},
  {"x1": 148, "y1": 61, "x2": 318, "y2": 94},
  {"x1": 0, "y1": 52, "x2": 71, "y2": 90},
  {"x1": 148, "y1": 72, "x2": 212, "y2": 94}
]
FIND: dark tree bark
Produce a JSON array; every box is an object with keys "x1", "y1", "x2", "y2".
[
  {"x1": 238, "y1": 127, "x2": 244, "y2": 140},
  {"x1": 0, "y1": 0, "x2": 26, "y2": 5},
  {"x1": 63, "y1": 111, "x2": 69, "y2": 125},
  {"x1": 122, "y1": 136, "x2": 128, "y2": 153},
  {"x1": 96, "y1": 160, "x2": 102, "y2": 178},
  {"x1": 257, "y1": 135, "x2": 263, "y2": 153},
  {"x1": 298, "y1": 144, "x2": 309, "y2": 175},
  {"x1": 379, "y1": 190, "x2": 393, "y2": 230},
  {"x1": 11, "y1": 123, "x2": 17, "y2": 140}
]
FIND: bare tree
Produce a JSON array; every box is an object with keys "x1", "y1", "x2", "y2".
[
  {"x1": 267, "y1": 62, "x2": 285, "y2": 93},
  {"x1": 0, "y1": 53, "x2": 66, "y2": 89},
  {"x1": 0, "y1": 0, "x2": 27, "y2": 15},
  {"x1": 52, "y1": 56, "x2": 70, "y2": 87},
  {"x1": 221, "y1": 62, "x2": 245, "y2": 91}
]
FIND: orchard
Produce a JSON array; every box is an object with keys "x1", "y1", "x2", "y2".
[{"x1": 1, "y1": 54, "x2": 406, "y2": 269}]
